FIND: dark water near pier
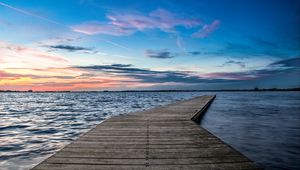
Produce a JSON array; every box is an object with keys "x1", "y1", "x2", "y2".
[
  {"x1": 201, "y1": 92, "x2": 300, "y2": 170},
  {"x1": 0, "y1": 92, "x2": 299, "y2": 169}
]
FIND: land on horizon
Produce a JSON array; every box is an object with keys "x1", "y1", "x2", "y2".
[{"x1": 1, "y1": 87, "x2": 300, "y2": 93}]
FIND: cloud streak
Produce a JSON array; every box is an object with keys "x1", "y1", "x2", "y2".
[
  {"x1": 270, "y1": 57, "x2": 300, "y2": 68},
  {"x1": 192, "y1": 20, "x2": 220, "y2": 38},
  {"x1": 144, "y1": 49, "x2": 202, "y2": 59},
  {"x1": 75, "y1": 57, "x2": 300, "y2": 84},
  {"x1": 1, "y1": 57, "x2": 298, "y2": 91},
  {"x1": 72, "y1": 8, "x2": 219, "y2": 39},
  {"x1": 48, "y1": 44, "x2": 93, "y2": 52},
  {"x1": 72, "y1": 21, "x2": 135, "y2": 36},
  {"x1": 74, "y1": 64, "x2": 231, "y2": 84},
  {"x1": 204, "y1": 57, "x2": 300, "y2": 80},
  {"x1": 0, "y1": 41, "x2": 69, "y2": 69},
  {"x1": 145, "y1": 49, "x2": 176, "y2": 59},
  {"x1": 220, "y1": 60, "x2": 246, "y2": 68},
  {"x1": 0, "y1": 1, "x2": 130, "y2": 51}
]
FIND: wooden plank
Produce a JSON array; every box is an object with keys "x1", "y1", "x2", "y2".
[{"x1": 32, "y1": 95, "x2": 262, "y2": 170}]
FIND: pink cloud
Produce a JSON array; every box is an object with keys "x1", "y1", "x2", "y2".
[
  {"x1": 149, "y1": 8, "x2": 201, "y2": 29},
  {"x1": 0, "y1": 70, "x2": 18, "y2": 78},
  {"x1": 0, "y1": 41, "x2": 69, "y2": 69},
  {"x1": 192, "y1": 20, "x2": 220, "y2": 38},
  {"x1": 72, "y1": 21, "x2": 135, "y2": 36},
  {"x1": 72, "y1": 8, "x2": 202, "y2": 36},
  {"x1": 201, "y1": 72, "x2": 257, "y2": 80}
]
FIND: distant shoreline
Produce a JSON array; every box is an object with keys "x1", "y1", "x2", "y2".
[{"x1": 1, "y1": 88, "x2": 299, "y2": 93}]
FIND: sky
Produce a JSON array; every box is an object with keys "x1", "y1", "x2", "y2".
[{"x1": 0, "y1": 0, "x2": 299, "y2": 91}]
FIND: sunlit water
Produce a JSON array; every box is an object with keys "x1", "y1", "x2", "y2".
[{"x1": 0, "y1": 92, "x2": 299, "y2": 170}]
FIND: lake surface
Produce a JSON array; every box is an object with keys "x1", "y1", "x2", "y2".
[
  {"x1": 201, "y1": 92, "x2": 300, "y2": 170},
  {"x1": 0, "y1": 92, "x2": 299, "y2": 170}
]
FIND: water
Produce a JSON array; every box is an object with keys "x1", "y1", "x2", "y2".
[
  {"x1": 0, "y1": 92, "x2": 200, "y2": 170},
  {"x1": 201, "y1": 92, "x2": 300, "y2": 170},
  {"x1": 0, "y1": 92, "x2": 299, "y2": 170}
]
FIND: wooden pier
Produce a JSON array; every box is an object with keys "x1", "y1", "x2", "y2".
[{"x1": 32, "y1": 95, "x2": 261, "y2": 170}]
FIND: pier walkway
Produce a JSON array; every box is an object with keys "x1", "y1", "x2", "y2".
[{"x1": 33, "y1": 95, "x2": 261, "y2": 170}]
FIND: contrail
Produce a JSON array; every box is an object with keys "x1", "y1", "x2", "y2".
[
  {"x1": 0, "y1": 1, "x2": 130, "y2": 51},
  {"x1": 100, "y1": 38, "x2": 131, "y2": 51},
  {"x1": 0, "y1": 1, "x2": 63, "y2": 26}
]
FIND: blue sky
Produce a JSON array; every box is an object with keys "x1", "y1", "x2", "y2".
[{"x1": 0, "y1": 0, "x2": 299, "y2": 90}]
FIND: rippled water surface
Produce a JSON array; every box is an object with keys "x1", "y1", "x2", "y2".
[
  {"x1": 0, "y1": 92, "x2": 201, "y2": 170},
  {"x1": 0, "y1": 92, "x2": 299, "y2": 170},
  {"x1": 201, "y1": 92, "x2": 300, "y2": 170}
]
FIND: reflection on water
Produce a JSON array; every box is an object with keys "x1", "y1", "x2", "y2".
[
  {"x1": 201, "y1": 92, "x2": 300, "y2": 170},
  {"x1": 0, "y1": 92, "x2": 299, "y2": 170},
  {"x1": 0, "y1": 92, "x2": 200, "y2": 170}
]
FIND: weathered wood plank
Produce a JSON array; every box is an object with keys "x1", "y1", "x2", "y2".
[{"x1": 32, "y1": 95, "x2": 262, "y2": 170}]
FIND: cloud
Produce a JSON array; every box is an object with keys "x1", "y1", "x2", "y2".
[
  {"x1": 145, "y1": 49, "x2": 176, "y2": 59},
  {"x1": 204, "y1": 57, "x2": 300, "y2": 80},
  {"x1": 148, "y1": 8, "x2": 201, "y2": 30},
  {"x1": 72, "y1": 21, "x2": 135, "y2": 36},
  {"x1": 48, "y1": 44, "x2": 93, "y2": 52},
  {"x1": 72, "y1": 8, "x2": 205, "y2": 36},
  {"x1": 220, "y1": 60, "x2": 246, "y2": 68},
  {"x1": 0, "y1": 1, "x2": 129, "y2": 51},
  {"x1": 0, "y1": 66, "x2": 140, "y2": 91},
  {"x1": 201, "y1": 72, "x2": 256, "y2": 80},
  {"x1": 192, "y1": 20, "x2": 220, "y2": 38},
  {"x1": 189, "y1": 51, "x2": 201, "y2": 55},
  {"x1": 38, "y1": 37, "x2": 81, "y2": 46},
  {"x1": 110, "y1": 64, "x2": 133, "y2": 67},
  {"x1": 144, "y1": 49, "x2": 202, "y2": 59},
  {"x1": 74, "y1": 64, "x2": 229, "y2": 84},
  {"x1": 270, "y1": 57, "x2": 300, "y2": 68},
  {"x1": 2, "y1": 57, "x2": 298, "y2": 91},
  {"x1": 0, "y1": 41, "x2": 69, "y2": 69},
  {"x1": 0, "y1": 70, "x2": 20, "y2": 78}
]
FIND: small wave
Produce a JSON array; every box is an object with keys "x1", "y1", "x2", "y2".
[
  {"x1": 31, "y1": 129, "x2": 59, "y2": 135},
  {"x1": 0, "y1": 125, "x2": 30, "y2": 131}
]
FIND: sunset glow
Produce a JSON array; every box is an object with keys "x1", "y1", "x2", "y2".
[{"x1": 0, "y1": 0, "x2": 299, "y2": 91}]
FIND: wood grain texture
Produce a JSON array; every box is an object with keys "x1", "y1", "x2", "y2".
[{"x1": 32, "y1": 95, "x2": 262, "y2": 170}]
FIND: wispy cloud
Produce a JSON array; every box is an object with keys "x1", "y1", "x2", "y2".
[
  {"x1": 73, "y1": 57, "x2": 297, "y2": 84},
  {"x1": 72, "y1": 8, "x2": 210, "y2": 37},
  {"x1": 0, "y1": 1, "x2": 130, "y2": 51},
  {"x1": 74, "y1": 64, "x2": 228, "y2": 84},
  {"x1": 204, "y1": 57, "x2": 300, "y2": 80},
  {"x1": 2, "y1": 57, "x2": 298, "y2": 91},
  {"x1": 144, "y1": 49, "x2": 202, "y2": 59},
  {"x1": 0, "y1": 66, "x2": 139, "y2": 91},
  {"x1": 192, "y1": 20, "x2": 220, "y2": 38},
  {"x1": 270, "y1": 57, "x2": 300, "y2": 68},
  {"x1": 72, "y1": 21, "x2": 135, "y2": 36},
  {"x1": 0, "y1": 41, "x2": 69, "y2": 69},
  {"x1": 0, "y1": 70, "x2": 21, "y2": 78},
  {"x1": 220, "y1": 60, "x2": 246, "y2": 68}
]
